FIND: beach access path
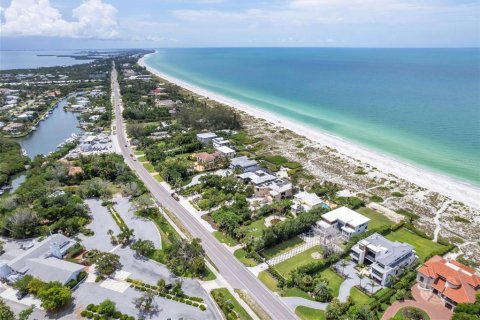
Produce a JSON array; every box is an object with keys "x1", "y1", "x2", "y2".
[{"x1": 111, "y1": 65, "x2": 297, "y2": 320}]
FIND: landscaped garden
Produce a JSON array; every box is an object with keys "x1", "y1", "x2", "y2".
[
  {"x1": 317, "y1": 268, "x2": 344, "y2": 297},
  {"x1": 295, "y1": 306, "x2": 326, "y2": 320},
  {"x1": 274, "y1": 246, "x2": 323, "y2": 276},
  {"x1": 394, "y1": 306, "x2": 430, "y2": 320},
  {"x1": 211, "y1": 288, "x2": 253, "y2": 320},
  {"x1": 234, "y1": 248, "x2": 257, "y2": 267}
]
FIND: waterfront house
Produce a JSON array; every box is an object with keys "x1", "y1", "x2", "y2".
[
  {"x1": 2, "y1": 122, "x2": 24, "y2": 134},
  {"x1": 215, "y1": 146, "x2": 236, "y2": 158},
  {"x1": 416, "y1": 256, "x2": 480, "y2": 310},
  {"x1": 350, "y1": 233, "x2": 417, "y2": 286},
  {"x1": 212, "y1": 137, "x2": 230, "y2": 148},
  {"x1": 155, "y1": 99, "x2": 176, "y2": 108},
  {"x1": 0, "y1": 234, "x2": 84, "y2": 285},
  {"x1": 256, "y1": 178, "x2": 293, "y2": 202},
  {"x1": 239, "y1": 169, "x2": 277, "y2": 185},
  {"x1": 293, "y1": 191, "x2": 327, "y2": 213},
  {"x1": 197, "y1": 132, "x2": 218, "y2": 144},
  {"x1": 230, "y1": 156, "x2": 260, "y2": 173},
  {"x1": 316, "y1": 206, "x2": 369, "y2": 239}
]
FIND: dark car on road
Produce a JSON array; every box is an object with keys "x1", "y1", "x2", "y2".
[{"x1": 171, "y1": 193, "x2": 180, "y2": 201}]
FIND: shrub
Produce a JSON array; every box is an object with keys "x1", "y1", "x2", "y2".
[
  {"x1": 199, "y1": 305, "x2": 206, "y2": 311},
  {"x1": 87, "y1": 304, "x2": 95, "y2": 311},
  {"x1": 120, "y1": 315, "x2": 128, "y2": 320},
  {"x1": 113, "y1": 311, "x2": 122, "y2": 319},
  {"x1": 86, "y1": 312, "x2": 94, "y2": 319},
  {"x1": 186, "y1": 300, "x2": 193, "y2": 305},
  {"x1": 193, "y1": 302, "x2": 199, "y2": 307},
  {"x1": 81, "y1": 310, "x2": 87, "y2": 317}
]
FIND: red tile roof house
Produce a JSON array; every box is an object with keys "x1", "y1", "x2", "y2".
[
  {"x1": 194, "y1": 151, "x2": 221, "y2": 171},
  {"x1": 416, "y1": 256, "x2": 480, "y2": 310}
]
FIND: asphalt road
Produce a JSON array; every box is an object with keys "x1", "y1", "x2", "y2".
[{"x1": 111, "y1": 66, "x2": 297, "y2": 319}]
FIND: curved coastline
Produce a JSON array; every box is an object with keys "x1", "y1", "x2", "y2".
[{"x1": 139, "y1": 52, "x2": 480, "y2": 210}]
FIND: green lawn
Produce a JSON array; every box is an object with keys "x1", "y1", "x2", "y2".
[
  {"x1": 349, "y1": 287, "x2": 373, "y2": 306},
  {"x1": 282, "y1": 287, "x2": 314, "y2": 301},
  {"x1": 261, "y1": 236, "x2": 304, "y2": 259},
  {"x1": 386, "y1": 228, "x2": 447, "y2": 262},
  {"x1": 244, "y1": 219, "x2": 267, "y2": 239},
  {"x1": 143, "y1": 162, "x2": 156, "y2": 173},
  {"x1": 213, "y1": 231, "x2": 237, "y2": 247},
  {"x1": 137, "y1": 155, "x2": 146, "y2": 162},
  {"x1": 202, "y1": 267, "x2": 217, "y2": 281},
  {"x1": 318, "y1": 269, "x2": 343, "y2": 297},
  {"x1": 295, "y1": 306, "x2": 326, "y2": 320},
  {"x1": 258, "y1": 271, "x2": 279, "y2": 292},
  {"x1": 274, "y1": 246, "x2": 323, "y2": 276},
  {"x1": 234, "y1": 248, "x2": 258, "y2": 267},
  {"x1": 211, "y1": 288, "x2": 253, "y2": 320},
  {"x1": 356, "y1": 207, "x2": 394, "y2": 230},
  {"x1": 154, "y1": 175, "x2": 163, "y2": 182},
  {"x1": 134, "y1": 150, "x2": 144, "y2": 156},
  {"x1": 394, "y1": 307, "x2": 431, "y2": 320}
]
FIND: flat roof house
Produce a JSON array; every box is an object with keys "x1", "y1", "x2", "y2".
[
  {"x1": 239, "y1": 170, "x2": 277, "y2": 185},
  {"x1": 230, "y1": 156, "x2": 259, "y2": 173},
  {"x1": 196, "y1": 132, "x2": 218, "y2": 144},
  {"x1": 1, "y1": 234, "x2": 84, "y2": 285},
  {"x1": 293, "y1": 191, "x2": 327, "y2": 213},
  {"x1": 351, "y1": 233, "x2": 417, "y2": 286},
  {"x1": 417, "y1": 256, "x2": 480, "y2": 310},
  {"x1": 215, "y1": 146, "x2": 236, "y2": 158},
  {"x1": 316, "y1": 206, "x2": 370, "y2": 239},
  {"x1": 256, "y1": 178, "x2": 293, "y2": 201}
]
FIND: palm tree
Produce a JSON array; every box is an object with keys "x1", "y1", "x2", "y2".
[
  {"x1": 388, "y1": 274, "x2": 399, "y2": 287},
  {"x1": 368, "y1": 279, "x2": 376, "y2": 294},
  {"x1": 313, "y1": 280, "x2": 332, "y2": 302},
  {"x1": 358, "y1": 273, "x2": 365, "y2": 289},
  {"x1": 340, "y1": 260, "x2": 348, "y2": 276}
]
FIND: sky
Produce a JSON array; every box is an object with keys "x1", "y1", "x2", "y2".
[{"x1": 0, "y1": 0, "x2": 479, "y2": 49}]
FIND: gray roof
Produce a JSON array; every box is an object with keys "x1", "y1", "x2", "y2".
[
  {"x1": 362, "y1": 233, "x2": 414, "y2": 267},
  {"x1": 231, "y1": 156, "x2": 258, "y2": 168},
  {"x1": 26, "y1": 257, "x2": 84, "y2": 284},
  {"x1": 197, "y1": 132, "x2": 217, "y2": 139}
]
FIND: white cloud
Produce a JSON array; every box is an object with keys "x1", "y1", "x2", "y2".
[{"x1": 0, "y1": 0, "x2": 119, "y2": 39}]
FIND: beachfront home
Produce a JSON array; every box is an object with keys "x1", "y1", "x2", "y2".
[
  {"x1": 293, "y1": 191, "x2": 327, "y2": 213},
  {"x1": 156, "y1": 99, "x2": 176, "y2": 108},
  {"x1": 230, "y1": 156, "x2": 260, "y2": 173},
  {"x1": 239, "y1": 170, "x2": 277, "y2": 185},
  {"x1": 350, "y1": 233, "x2": 417, "y2": 286},
  {"x1": 212, "y1": 137, "x2": 230, "y2": 148},
  {"x1": 316, "y1": 206, "x2": 370, "y2": 239},
  {"x1": 416, "y1": 256, "x2": 480, "y2": 309},
  {"x1": 0, "y1": 234, "x2": 84, "y2": 285},
  {"x1": 256, "y1": 178, "x2": 293, "y2": 202},
  {"x1": 215, "y1": 146, "x2": 236, "y2": 158},
  {"x1": 197, "y1": 132, "x2": 218, "y2": 144}
]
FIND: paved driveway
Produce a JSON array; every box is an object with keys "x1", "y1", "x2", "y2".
[
  {"x1": 336, "y1": 261, "x2": 382, "y2": 302},
  {"x1": 113, "y1": 197, "x2": 161, "y2": 248},
  {"x1": 79, "y1": 198, "x2": 120, "y2": 252}
]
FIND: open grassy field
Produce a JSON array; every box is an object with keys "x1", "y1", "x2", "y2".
[
  {"x1": 213, "y1": 231, "x2": 237, "y2": 246},
  {"x1": 244, "y1": 218, "x2": 267, "y2": 239},
  {"x1": 356, "y1": 207, "x2": 395, "y2": 230},
  {"x1": 386, "y1": 228, "x2": 447, "y2": 262},
  {"x1": 318, "y1": 268, "x2": 344, "y2": 297},
  {"x1": 258, "y1": 271, "x2": 279, "y2": 292},
  {"x1": 282, "y1": 287, "x2": 314, "y2": 301},
  {"x1": 349, "y1": 287, "x2": 373, "y2": 306},
  {"x1": 295, "y1": 306, "x2": 326, "y2": 320},
  {"x1": 143, "y1": 162, "x2": 156, "y2": 173},
  {"x1": 261, "y1": 236, "x2": 304, "y2": 259},
  {"x1": 234, "y1": 248, "x2": 258, "y2": 267},
  {"x1": 274, "y1": 246, "x2": 323, "y2": 276},
  {"x1": 211, "y1": 288, "x2": 253, "y2": 320}
]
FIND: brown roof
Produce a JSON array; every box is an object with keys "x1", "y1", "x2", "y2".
[
  {"x1": 418, "y1": 255, "x2": 480, "y2": 304},
  {"x1": 195, "y1": 152, "x2": 220, "y2": 163},
  {"x1": 68, "y1": 166, "x2": 84, "y2": 176}
]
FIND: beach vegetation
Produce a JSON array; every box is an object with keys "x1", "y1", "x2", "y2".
[{"x1": 370, "y1": 194, "x2": 383, "y2": 203}]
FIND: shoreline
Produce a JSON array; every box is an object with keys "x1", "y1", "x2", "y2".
[{"x1": 139, "y1": 53, "x2": 480, "y2": 210}]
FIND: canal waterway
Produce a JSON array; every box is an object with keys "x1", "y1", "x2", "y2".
[{"x1": 18, "y1": 97, "x2": 82, "y2": 158}]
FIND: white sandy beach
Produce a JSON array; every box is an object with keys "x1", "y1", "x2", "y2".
[{"x1": 139, "y1": 54, "x2": 480, "y2": 210}]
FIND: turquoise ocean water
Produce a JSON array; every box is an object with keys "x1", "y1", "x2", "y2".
[{"x1": 145, "y1": 48, "x2": 480, "y2": 185}]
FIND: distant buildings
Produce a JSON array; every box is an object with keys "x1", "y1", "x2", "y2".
[
  {"x1": 316, "y1": 206, "x2": 370, "y2": 239},
  {"x1": 417, "y1": 256, "x2": 480, "y2": 309},
  {"x1": 293, "y1": 191, "x2": 327, "y2": 213},
  {"x1": 2, "y1": 122, "x2": 23, "y2": 134},
  {"x1": 0, "y1": 234, "x2": 84, "y2": 285},
  {"x1": 196, "y1": 132, "x2": 218, "y2": 144},
  {"x1": 350, "y1": 233, "x2": 417, "y2": 286}
]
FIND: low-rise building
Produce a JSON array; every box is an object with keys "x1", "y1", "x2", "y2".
[
  {"x1": 293, "y1": 191, "x2": 327, "y2": 213},
  {"x1": 197, "y1": 132, "x2": 218, "y2": 144},
  {"x1": 239, "y1": 170, "x2": 277, "y2": 185},
  {"x1": 230, "y1": 156, "x2": 259, "y2": 173},
  {"x1": 2, "y1": 122, "x2": 23, "y2": 134},
  {"x1": 350, "y1": 233, "x2": 417, "y2": 286},
  {"x1": 316, "y1": 206, "x2": 370, "y2": 239},
  {"x1": 212, "y1": 137, "x2": 230, "y2": 148},
  {"x1": 0, "y1": 234, "x2": 84, "y2": 285},
  {"x1": 256, "y1": 178, "x2": 293, "y2": 201},
  {"x1": 215, "y1": 146, "x2": 236, "y2": 158},
  {"x1": 416, "y1": 256, "x2": 480, "y2": 309}
]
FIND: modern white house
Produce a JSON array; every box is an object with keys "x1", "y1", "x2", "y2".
[
  {"x1": 215, "y1": 146, "x2": 236, "y2": 158},
  {"x1": 315, "y1": 206, "x2": 370, "y2": 239},
  {"x1": 196, "y1": 132, "x2": 218, "y2": 144},
  {"x1": 293, "y1": 191, "x2": 327, "y2": 213},
  {"x1": 256, "y1": 178, "x2": 293, "y2": 201},
  {"x1": 239, "y1": 169, "x2": 277, "y2": 185},
  {"x1": 350, "y1": 233, "x2": 418, "y2": 286},
  {"x1": 0, "y1": 234, "x2": 84, "y2": 285}
]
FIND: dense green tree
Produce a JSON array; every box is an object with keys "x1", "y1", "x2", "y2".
[{"x1": 131, "y1": 239, "x2": 155, "y2": 257}]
